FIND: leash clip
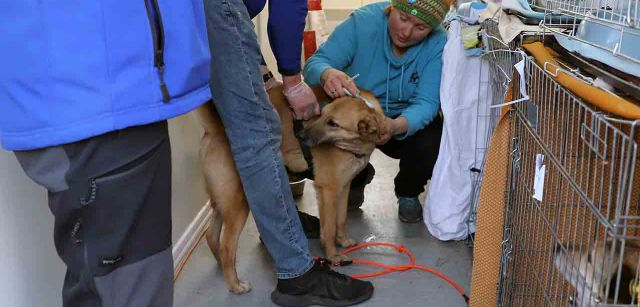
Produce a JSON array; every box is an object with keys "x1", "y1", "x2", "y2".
[{"x1": 338, "y1": 260, "x2": 354, "y2": 266}]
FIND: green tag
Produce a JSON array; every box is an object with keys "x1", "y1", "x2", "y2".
[{"x1": 411, "y1": 8, "x2": 418, "y2": 15}]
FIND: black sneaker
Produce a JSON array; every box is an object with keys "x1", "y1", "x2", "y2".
[
  {"x1": 298, "y1": 210, "x2": 320, "y2": 239},
  {"x1": 398, "y1": 197, "x2": 423, "y2": 223},
  {"x1": 271, "y1": 259, "x2": 374, "y2": 307},
  {"x1": 347, "y1": 163, "x2": 375, "y2": 210},
  {"x1": 260, "y1": 210, "x2": 319, "y2": 244}
]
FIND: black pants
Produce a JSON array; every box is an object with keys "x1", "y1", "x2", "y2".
[
  {"x1": 352, "y1": 114, "x2": 443, "y2": 198},
  {"x1": 14, "y1": 121, "x2": 173, "y2": 307}
]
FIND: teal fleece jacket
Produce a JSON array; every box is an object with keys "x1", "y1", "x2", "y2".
[{"x1": 303, "y1": 2, "x2": 447, "y2": 139}]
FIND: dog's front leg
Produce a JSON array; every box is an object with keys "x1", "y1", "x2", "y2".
[
  {"x1": 316, "y1": 184, "x2": 343, "y2": 264},
  {"x1": 267, "y1": 86, "x2": 308, "y2": 173},
  {"x1": 336, "y1": 183, "x2": 356, "y2": 249}
]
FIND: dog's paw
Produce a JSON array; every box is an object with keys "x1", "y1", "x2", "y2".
[
  {"x1": 229, "y1": 281, "x2": 252, "y2": 295},
  {"x1": 283, "y1": 152, "x2": 309, "y2": 174},
  {"x1": 337, "y1": 236, "x2": 356, "y2": 248}
]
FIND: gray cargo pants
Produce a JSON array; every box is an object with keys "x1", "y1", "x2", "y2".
[{"x1": 14, "y1": 121, "x2": 173, "y2": 307}]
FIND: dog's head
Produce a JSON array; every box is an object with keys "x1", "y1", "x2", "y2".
[
  {"x1": 302, "y1": 92, "x2": 384, "y2": 153},
  {"x1": 554, "y1": 239, "x2": 640, "y2": 306}
]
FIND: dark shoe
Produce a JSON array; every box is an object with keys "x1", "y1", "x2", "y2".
[
  {"x1": 347, "y1": 164, "x2": 375, "y2": 210},
  {"x1": 271, "y1": 259, "x2": 374, "y2": 307},
  {"x1": 298, "y1": 210, "x2": 320, "y2": 239},
  {"x1": 398, "y1": 197, "x2": 423, "y2": 223},
  {"x1": 260, "y1": 210, "x2": 319, "y2": 244}
]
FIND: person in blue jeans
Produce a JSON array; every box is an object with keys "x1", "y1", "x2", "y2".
[
  {"x1": 243, "y1": 0, "x2": 323, "y2": 240},
  {"x1": 303, "y1": 0, "x2": 449, "y2": 223},
  {"x1": 203, "y1": 0, "x2": 374, "y2": 306}
]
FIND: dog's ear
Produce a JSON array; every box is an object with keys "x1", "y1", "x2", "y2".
[{"x1": 357, "y1": 112, "x2": 380, "y2": 142}]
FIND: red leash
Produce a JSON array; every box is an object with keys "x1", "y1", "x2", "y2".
[{"x1": 321, "y1": 241, "x2": 470, "y2": 305}]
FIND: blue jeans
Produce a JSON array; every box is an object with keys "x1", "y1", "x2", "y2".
[{"x1": 203, "y1": 0, "x2": 313, "y2": 279}]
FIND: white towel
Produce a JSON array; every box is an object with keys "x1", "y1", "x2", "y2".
[{"x1": 424, "y1": 20, "x2": 492, "y2": 241}]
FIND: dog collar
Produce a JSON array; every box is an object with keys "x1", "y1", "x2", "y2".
[{"x1": 353, "y1": 152, "x2": 366, "y2": 159}]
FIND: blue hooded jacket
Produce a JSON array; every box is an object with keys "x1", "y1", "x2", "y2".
[
  {"x1": 303, "y1": 2, "x2": 446, "y2": 139},
  {"x1": 0, "y1": 0, "x2": 211, "y2": 151},
  {"x1": 244, "y1": 0, "x2": 308, "y2": 75}
]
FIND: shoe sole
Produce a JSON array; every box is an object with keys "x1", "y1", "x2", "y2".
[
  {"x1": 398, "y1": 215, "x2": 423, "y2": 223},
  {"x1": 271, "y1": 287, "x2": 374, "y2": 307}
]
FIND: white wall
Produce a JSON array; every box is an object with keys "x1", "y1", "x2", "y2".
[
  {"x1": 0, "y1": 149, "x2": 65, "y2": 307},
  {"x1": 168, "y1": 114, "x2": 209, "y2": 243},
  {"x1": 254, "y1": 0, "x2": 368, "y2": 76},
  {"x1": 0, "y1": 114, "x2": 208, "y2": 307}
]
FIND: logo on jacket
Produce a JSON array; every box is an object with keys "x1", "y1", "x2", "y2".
[{"x1": 409, "y1": 71, "x2": 420, "y2": 84}]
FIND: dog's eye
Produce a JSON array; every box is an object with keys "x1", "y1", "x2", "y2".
[
  {"x1": 326, "y1": 118, "x2": 339, "y2": 128},
  {"x1": 587, "y1": 253, "x2": 592, "y2": 263}
]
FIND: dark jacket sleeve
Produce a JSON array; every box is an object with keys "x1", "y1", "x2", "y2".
[
  {"x1": 267, "y1": 0, "x2": 307, "y2": 76},
  {"x1": 244, "y1": 0, "x2": 266, "y2": 19}
]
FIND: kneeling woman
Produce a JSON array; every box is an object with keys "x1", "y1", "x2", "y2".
[{"x1": 303, "y1": 0, "x2": 451, "y2": 223}]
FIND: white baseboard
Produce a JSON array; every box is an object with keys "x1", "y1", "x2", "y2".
[{"x1": 172, "y1": 201, "x2": 212, "y2": 277}]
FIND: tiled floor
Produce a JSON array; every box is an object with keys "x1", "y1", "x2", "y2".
[{"x1": 174, "y1": 150, "x2": 473, "y2": 307}]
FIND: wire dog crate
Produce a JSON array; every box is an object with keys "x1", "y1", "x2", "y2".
[
  {"x1": 467, "y1": 19, "x2": 533, "y2": 244},
  {"x1": 492, "y1": 37, "x2": 640, "y2": 307},
  {"x1": 546, "y1": 0, "x2": 639, "y2": 28},
  {"x1": 542, "y1": 0, "x2": 640, "y2": 65}
]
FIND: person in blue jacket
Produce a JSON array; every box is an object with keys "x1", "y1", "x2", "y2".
[
  {"x1": 304, "y1": 0, "x2": 450, "y2": 223},
  {"x1": 204, "y1": 0, "x2": 374, "y2": 306},
  {"x1": 0, "y1": 1, "x2": 210, "y2": 306}
]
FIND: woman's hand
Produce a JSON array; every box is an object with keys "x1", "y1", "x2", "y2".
[
  {"x1": 320, "y1": 68, "x2": 359, "y2": 99},
  {"x1": 375, "y1": 117, "x2": 408, "y2": 145}
]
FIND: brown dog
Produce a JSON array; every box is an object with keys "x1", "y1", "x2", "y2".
[
  {"x1": 303, "y1": 91, "x2": 384, "y2": 262},
  {"x1": 554, "y1": 238, "x2": 640, "y2": 306},
  {"x1": 192, "y1": 85, "x2": 384, "y2": 294}
]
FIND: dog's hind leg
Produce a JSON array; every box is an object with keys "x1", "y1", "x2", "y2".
[
  {"x1": 219, "y1": 195, "x2": 251, "y2": 294},
  {"x1": 205, "y1": 203, "x2": 223, "y2": 262},
  {"x1": 196, "y1": 103, "x2": 252, "y2": 294}
]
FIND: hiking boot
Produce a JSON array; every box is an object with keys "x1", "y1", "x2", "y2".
[
  {"x1": 398, "y1": 197, "x2": 423, "y2": 223},
  {"x1": 271, "y1": 259, "x2": 374, "y2": 307},
  {"x1": 298, "y1": 210, "x2": 320, "y2": 239},
  {"x1": 347, "y1": 163, "x2": 375, "y2": 210}
]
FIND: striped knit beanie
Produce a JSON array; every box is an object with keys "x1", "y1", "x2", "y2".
[{"x1": 391, "y1": 0, "x2": 449, "y2": 29}]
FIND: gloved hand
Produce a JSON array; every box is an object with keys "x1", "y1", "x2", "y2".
[{"x1": 283, "y1": 79, "x2": 321, "y2": 120}]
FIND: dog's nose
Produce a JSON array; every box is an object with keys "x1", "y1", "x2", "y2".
[{"x1": 297, "y1": 128, "x2": 318, "y2": 147}]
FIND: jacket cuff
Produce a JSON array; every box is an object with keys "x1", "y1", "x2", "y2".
[
  {"x1": 303, "y1": 63, "x2": 332, "y2": 86},
  {"x1": 278, "y1": 67, "x2": 301, "y2": 76}
]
